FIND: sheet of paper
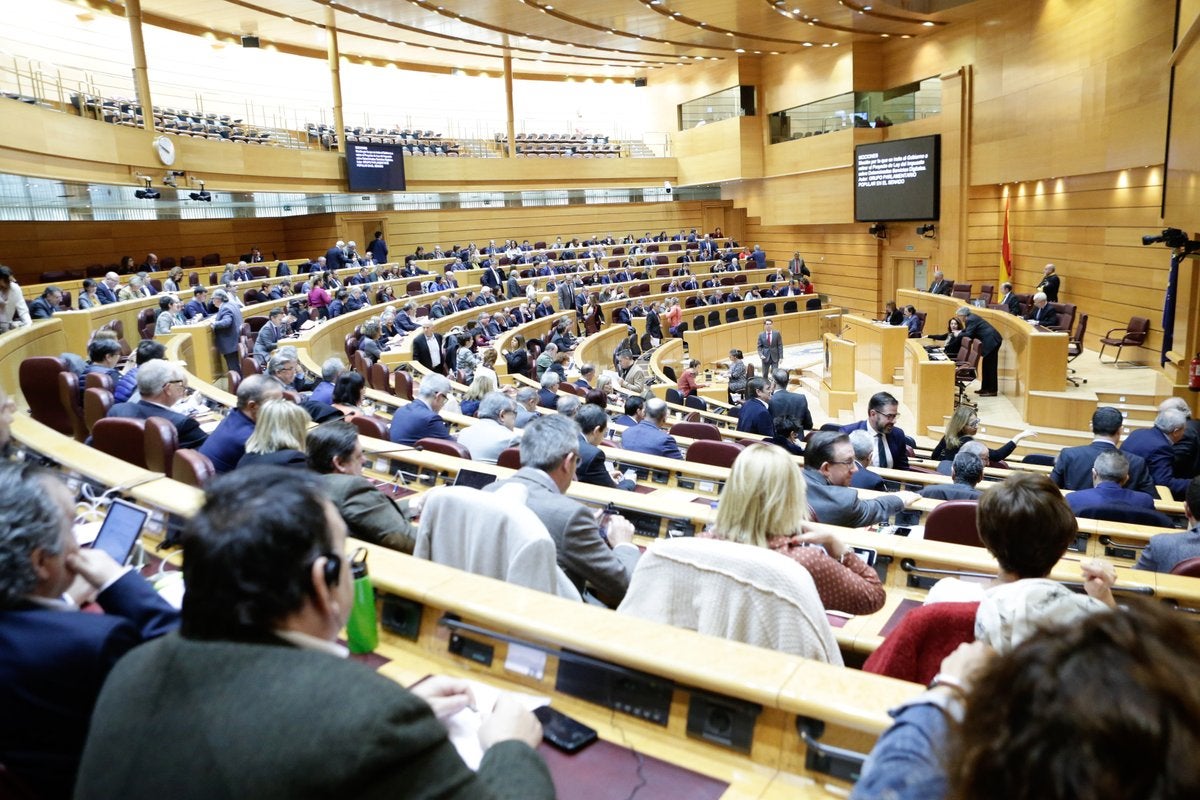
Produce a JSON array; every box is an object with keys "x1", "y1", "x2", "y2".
[{"x1": 443, "y1": 679, "x2": 550, "y2": 770}]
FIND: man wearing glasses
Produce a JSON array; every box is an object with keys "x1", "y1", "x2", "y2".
[
  {"x1": 388, "y1": 374, "x2": 454, "y2": 446},
  {"x1": 486, "y1": 414, "x2": 639, "y2": 607},
  {"x1": 802, "y1": 431, "x2": 919, "y2": 528},
  {"x1": 841, "y1": 391, "x2": 911, "y2": 471},
  {"x1": 106, "y1": 360, "x2": 208, "y2": 450}
]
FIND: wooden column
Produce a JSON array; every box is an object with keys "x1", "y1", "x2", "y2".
[
  {"x1": 326, "y1": 7, "x2": 346, "y2": 154},
  {"x1": 503, "y1": 53, "x2": 516, "y2": 158},
  {"x1": 124, "y1": 0, "x2": 155, "y2": 133}
]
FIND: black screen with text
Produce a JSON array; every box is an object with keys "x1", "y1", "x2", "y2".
[
  {"x1": 347, "y1": 143, "x2": 407, "y2": 192},
  {"x1": 854, "y1": 135, "x2": 940, "y2": 222}
]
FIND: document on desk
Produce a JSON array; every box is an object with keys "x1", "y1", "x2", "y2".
[{"x1": 443, "y1": 679, "x2": 550, "y2": 770}]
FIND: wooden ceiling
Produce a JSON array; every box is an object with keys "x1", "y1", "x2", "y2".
[{"x1": 128, "y1": 0, "x2": 950, "y2": 79}]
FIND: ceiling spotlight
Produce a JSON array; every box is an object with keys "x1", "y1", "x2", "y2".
[
  {"x1": 189, "y1": 179, "x2": 212, "y2": 202},
  {"x1": 134, "y1": 175, "x2": 160, "y2": 200}
]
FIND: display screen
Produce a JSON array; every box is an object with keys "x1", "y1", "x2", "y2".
[
  {"x1": 346, "y1": 143, "x2": 407, "y2": 192},
  {"x1": 854, "y1": 135, "x2": 940, "y2": 222}
]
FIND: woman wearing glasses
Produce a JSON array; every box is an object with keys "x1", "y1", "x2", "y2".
[{"x1": 930, "y1": 404, "x2": 1038, "y2": 462}]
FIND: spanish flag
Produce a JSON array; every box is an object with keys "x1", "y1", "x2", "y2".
[{"x1": 999, "y1": 194, "x2": 1012, "y2": 288}]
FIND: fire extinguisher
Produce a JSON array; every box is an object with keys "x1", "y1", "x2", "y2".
[{"x1": 1190, "y1": 353, "x2": 1200, "y2": 392}]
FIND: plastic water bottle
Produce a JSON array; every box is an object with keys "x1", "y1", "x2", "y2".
[{"x1": 345, "y1": 547, "x2": 379, "y2": 654}]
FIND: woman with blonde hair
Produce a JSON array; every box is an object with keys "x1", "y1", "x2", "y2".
[
  {"x1": 710, "y1": 443, "x2": 885, "y2": 615},
  {"x1": 460, "y1": 372, "x2": 497, "y2": 417},
  {"x1": 236, "y1": 399, "x2": 309, "y2": 469},
  {"x1": 930, "y1": 404, "x2": 1037, "y2": 462}
]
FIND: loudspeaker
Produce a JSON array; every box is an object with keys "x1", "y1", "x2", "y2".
[
  {"x1": 241, "y1": 35, "x2": 260, "y2": 48},
  {"x1": 634, "y1": 78, "x2": 647, "y2": 88}
]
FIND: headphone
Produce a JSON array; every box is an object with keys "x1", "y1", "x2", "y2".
[{"x1": 320, "y1": 552, "x2": 342, "y2": 587}]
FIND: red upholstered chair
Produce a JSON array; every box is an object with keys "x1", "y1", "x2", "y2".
[
  {"x1": 240, "y1": 356, "x2": 261, "y2": 376},
  {"x1": 20, "y1": 356, "x2": 71, "y2": 434},
  {"x1": 83, "y1": 387, "x2": 114, "y2": 434},
  {"x1": 84, "y1": 372, "x2": 114, "y2": 393},
  {"x1": 347, "y1": 413, "x2": 389, "y2": 440},
  {"x1": 143, "y1": 416, "x2": 179, "y2": 477},
  {"x1": 91, "y1": 418, "x2": 149, "y2": 467},
  {"x1": 226, "y1": 370, "x2": 242, "y2": 395},
  {"x1": 173, "y1": 449, "x2": 216, "y2": 488},
  {"x1": 669, "y1": 422, "x2": 722, "y2": 441},
  {"x1": 368, "y1": 362, "x2": 392, "y2": 394},
  {"x1": 1169, "y1": 556, "x2": 1200, "y2": 578},
  {"x1": 1098, "y1": 316, "x2": 1150, "y2": 364},
  {"x1": 393, "y1": 370, "x2": 414, "y2": 400},
  {"x1": 497, "y1": 447, "x2": 522, "y2": 470},
  {"x1": 57, "y1": 371, "x2": 87, "y2": 442},
  {"x1": 415, "y1": 437, "x2": 473, "y2": 459},
  {"x1": 137, "y1": 307, "x2": 157, "y2": 340},
  {"x1": 685, "y1": 439, "x2": 745, "y2": 468},
  {"x1": 923, "y1": 500, "x2": 982, "y2": 547}
]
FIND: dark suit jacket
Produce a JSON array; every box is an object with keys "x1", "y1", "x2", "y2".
[
  {"x1": 851, "y1": 465, "x2": 887, "y2": 491},
  {"x1": 1066, "y1": 481, "x2": 1162, "y2": 518},
  {"x1": 999, "y1": 293, "x2": 1022, "y2": 315},
  {"x1": 1037, "y1": 273, "x2": 1060, "y2": 302},
  {"x1": 1026, "y1": 304, "x2": 1059, "y2": 327},
  {"x1": 0, "y1": 572, "x2": 178, "y2": 799},
  {"x1": 919, "y1": 482, "x2": 982, "y2": 500},
  {"x1": 840, "y1": 421, "x2": 910, "y2": 471},
  {"x1": 28, "y1": 297, "x2": 56, "y2": 319},
  {"x1": 212, "y1": 303, "x2": 242, "y2": 356},
  {"x1": 253, "y1": 321, "x2": 284, "y2": 362},
  {"x1": 961, "y1": 314, "x2": 1002, "y2": 357},
  {"x1": 108, "y1": 399, "x2": 208, "y2": 449},
  {"x1": 1050, "y1": 439, "x2": 1156, "y2": 498},
  {"x1": 577, "y1": 437, "x2": 622, "y2": 490},
  {"x1": 197, "y1": 409, "x2": 254, "y2": 473},
  {"x1": 928, "y1": 279, "x2": 953, "y2": 296},
  {"x1": 768, "y1": 388, "x2": 814, "y2": 431},
  {"x1": 388, "y1": 399, "x2": 451, "y2": 445},
  {"x1": 411, "y1": 333, "x2": 444, "y2": 374},
  {"x1": 620, "y1": 420, "x2": 683, "y2": 459},
  {"x1": 95, "y1": 283, "x2": 118, "y2": 304},
  {"x1": 486, "y1": 468, "x2": 639, "y2": 603},
  {"x1": 1122, "y1": 427, "x2": 1191, "y2": 499},
  {"x1": 76, "y1": 633, "x2": 553, "y2": 800},
  {"x1": 736, "y1": 399, "x2": 774, "y2": 437},
  {"x1": 324, "y1": 245, "x2": 346, "y2": 270}
]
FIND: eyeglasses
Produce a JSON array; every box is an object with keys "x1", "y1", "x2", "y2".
[
  {"x1": 166, "y1": 379, "x2": 186, "y2": 388},
  {"x1": 873, "y1": 412, "x2": 899, "y2": 420},
  {"x1": 826, "y1": 459, "x2": 857, "y2": 467}
]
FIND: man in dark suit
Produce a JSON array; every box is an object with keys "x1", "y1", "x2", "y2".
[
  {"x1": 840, "y1": 391, "x2": 910, "y2": 471},
  {"x1": 957, "y1": 306, "x2": 1002, "y2": 395},
  {"x1": 1065, "y1": 450, "x2": 1166, "y2": 519},
  {"x1": 324, "y1": 240, "x2": 347, "y2": 270},
  {"x1": 576, "y1": 404, "x2": 635, "y2": 491},
  {"x1": 231, "y1": 262, "x2": 253, "y2": 282},
  {"x1": 757, "y1": 318, "x2": 783, "y2": 377},
  {"x1": 848, "y1": 429, "x2": 888, "y2": 491},
  {"x1": 481, "y1": 263, "x2": 504, "y2": 292},
  {"x1": 506, "y1": 271, "x2": 522, "y2": 299},
  {"x1": 1162, "y1": 396, "x2": 1200, "y2": 479},
  {"x1": 0, "y1": 463, "x2": 179, "y2": 800},
  {"x1": 412, "y1": 322, "x2": 445, "y2": 374},
  {"x1": 767, "y1": 368, "x2": 814, "y2": 431},
  {"x1": 388, "y1": 374, "x2": 453, "y2": 445},
  {"x1": 1036, "y1": 262, "x2": 1060, "y2": 302},
  {"x1": 620, "y1": 398, "x2": 683, "y2": 459},
  {"x1": 1024, "y1": 292, "x2": 1059, "y2": 327},
  {"x1": 736, "y1": 377, "x2": 774, "y2": 437},
  {"x1": 1135, "y1": 476, "x2": 1200, "y2": 573},
  {"x1": 487, "y1": 415, "x2": 639, "y2": 605},
  {"x1": 183, "y1": 286, "x2": 210, "y2": 320},
  {"x1": 1050, "y1": 407, "x2": 1157, "y2": 498},
  {"x1": 95, "y1": 272, "x2": 120, "y2": 305},
  {"x1": 210, "y1": 288, "x2": 243, "y2": 374},
  {"x1": 365, "y1": 231, "x2": 388, "y2": 265},
  {"x1": 28, "y1": 286, "x2": 63, "y2": 319},
  {"x1": 252, "y1": 307, "x2": 289, "y2": 365},
  {"x1": 198, "y1": 374, "x2": 283, "y2": 473},
  {"x1": 998, "y1": 281, "x2": 1021, "y2": 315},
  {"x1": 1122, "y1": 408, "x2": 1192, "y2": 500},
  {"x1": 76, "y1": 468, "x2": 553, "y2": 800},
  {"x1": 107, "y1": 359, "x2": 208, "y2": 449},
  {"x1": 920, "y1": 450, "x2": 985, "y2": 500},
  {"x1": 927, "y1": 270, "x2": 953, "y2": 296}
]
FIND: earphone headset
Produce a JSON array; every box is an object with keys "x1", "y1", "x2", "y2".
[{"x1": 320, "y1": 552, "x2": 342, "y2": 587}]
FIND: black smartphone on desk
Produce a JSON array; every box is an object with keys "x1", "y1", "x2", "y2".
[{"x1": 534, "y1": 706, "x2": 598, "y2": 753}]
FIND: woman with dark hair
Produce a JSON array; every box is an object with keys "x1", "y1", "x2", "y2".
[
  {"x1": 677, "y1": 359, "x2": 705, "y2": 398},
  {"x1": 928, "y1": 314, "x2": 966, "y2": 357},
  {"x1": 331, "y1": 371, "x2": 366, "y2": 416},
  {"x1": 307, "y1": 276, "x2": 332, "y2": 318},
  {"x1": 853, "y1": 599, "x2": 1200, "y2": 800},
  {"x1": 583, "y1": 293, "x2": 604, "y2": 336}
]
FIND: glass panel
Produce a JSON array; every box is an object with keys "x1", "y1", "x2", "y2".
[
  {"x1": 768, "y1": 77, "x2": 941, "y2": 144},
  {"x1": 678, "y1": 86, "x2": 754, "y2": 131}
]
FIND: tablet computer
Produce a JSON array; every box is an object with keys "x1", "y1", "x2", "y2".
[
  {"x1": 90, "y1": 498, "x2": 150, "y2": 566},
  {"x1": 453, "y1": 469, "x2": 498, "y2": 490}
]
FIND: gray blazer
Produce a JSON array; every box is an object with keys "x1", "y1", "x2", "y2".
[
  {"x1": 1134, "y1": 526, "x2": 1200, "y2": 574},
  {"x1": 486, "y1": 467, "x2": 639, "y2": 603},
  {"x1": 802, "y1": 468, "x2": 904, "y2": 528},
  {"x1": 919, "y1": 482, "x2": 982, "y2": 501}
]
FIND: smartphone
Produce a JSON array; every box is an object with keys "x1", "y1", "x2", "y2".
[
  {"x1": 850, "y1": 546, "x2": 878, "y2": 566},
  {"x1": 533, "y1": 706, "x2": 598, "y2": 753},
  {"x1": 892, "y1": 526, "x2": 912, "y2": 537},
  {"x1": 90, "y1": 498, "x2": 150, "y2": 565}
]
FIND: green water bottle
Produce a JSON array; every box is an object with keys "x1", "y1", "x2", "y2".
[{"x1": 346, "y1": 547, "x2": 379, "y2": 654}]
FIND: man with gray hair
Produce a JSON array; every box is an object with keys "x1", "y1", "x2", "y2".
[
  {"x1": 0, "y1": 462, "x2": 178, "y2": 799},
  {"x1": 1065, "y1": 450, "x2": 1165, "y2": 519},
  {"x1": 538, "y1": 371, "x2": 561, "y2": 409},
  {"x1": 1024, "y1": 291, "x2": 1059, "y2": 327},
  {"x1": 514, "y1": 387, "x2": 540, "y2": 428},
  {"x1": 955, "y1": 306, "x2": 1002, "y2": 396},
  {"x1": 388, "y1": 373, "x2": 452, "y2": 446},
  {"x1": 456, "y1": 392, "x2": 521, "y2": 463},
  {"x1": 265, "y1": 350, "x2": 301, "y2": 392},
  {"x1": 1121, "y1": 407, "x2": 1191, "y2": 499},
  {"x1": 210, "y1": 287, "x2": 243, "y2": 374},
  {"x1": 556, "y1": 396, "x2": 581, "y2": 419},
  {"x1": 107, "y1": 359, "x2": 208, "y2": 449},
  {"x1": 848, "y1": 428, "x2": 886, "y2": 491},
  {"x1": 921, "y1": 451, "x2": 985, "y2": 500},
  {"x1": 198, "y1": 374, "x2": 284, "y2": 473},
  {"x1": 485, "y1": 414, "x2": 639, "y2": 605},
  {"x1": 252, "y1": 307, "x2": 289, "y2": 366},
  {"x1": 620, "y1": 397, "x2": 683, "y2": 459},
  {"x1": 535, "y1": 342, "x2": 557, "y2": 379},
  {"x1": 1160, "y1": 396, "x2": 1200, "y2": 479},
  {"x1": 309, "y1": 357, "x2": 346, "y2": 406}
]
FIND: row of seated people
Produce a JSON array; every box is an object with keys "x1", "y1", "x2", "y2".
[
  {"x1": 4, "y1": 369, "x2": 1195, "y2": 800},
  {"x1": 496, "y1": 132, "x2": 611, "y2": 144}
]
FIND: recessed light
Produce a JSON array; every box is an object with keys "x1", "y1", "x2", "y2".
[{"x1": 922, "y1": 20, "x2": 934, "y2": 26}]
